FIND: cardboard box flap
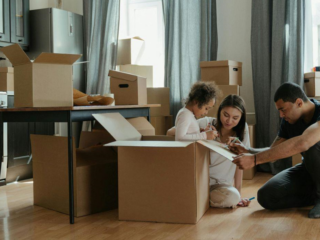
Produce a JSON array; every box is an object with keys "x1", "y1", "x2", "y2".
[
  {"x1": 200, "y1": 60, "x2": 242, "y2": 68},
  {"x1": 1, "y1": 44, "x2": 31, "y2": 66},
  {"x1": 197, "y1": 140, "x2": 236, "y2": 161},
  {"x1": 127, "y1": 117, "x2": 155, "y2": 135},
  {"x1": 105, "y1": 140, "x2": 193, "y2": 148},
  {"x1": 0, "y1": 67, "x2": 14, "y2": 73},
  {"x1": 108, "y1": 70, "x2": 138, "y2": 82},
  {"x1": 93, "y1": 113, "x2": 141, "y2": 141},
  {"x1": 34, "y1": 52, "x2": 82, "y2": 65}
]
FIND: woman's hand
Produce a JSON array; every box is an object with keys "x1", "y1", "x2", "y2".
[
  {"x1": 227, "y1": 137, "x2": 249, "y2": 154},
  {"x1": 237, "y1": 198, "x2": 251, "y2": 207}
]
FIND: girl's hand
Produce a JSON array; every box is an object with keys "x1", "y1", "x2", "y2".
[
  {"x1": 237, "y1": 198, "x2": 251, "y2": 207},
  {"x1": 206, "y1": 130, "x2": 219, "y2": 140}
]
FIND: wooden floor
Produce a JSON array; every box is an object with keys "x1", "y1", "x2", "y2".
[{"x1": 0, "y1": 172, "x2": 319, "y2": 240}]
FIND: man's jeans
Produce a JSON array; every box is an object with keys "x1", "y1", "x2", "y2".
[{"x1": 257, "y1": 142, "x2": 320, "y2": 210}]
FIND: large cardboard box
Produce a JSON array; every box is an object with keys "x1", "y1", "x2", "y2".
[
  {"x1": 117, "y1": 37, "x2": 144, "y2": 65},
  {"x1": 0, "y1": 67, "x2": 14, "y2": 92},
  {"x1": 243, "y1": 124, "x2": 256, "y2": 180},
  {"x1": 150, "y1": 115, "x2": 173, "y2": 135},
  {"x1": 31, "y1": 131, "x2": 118, "y2": 217},
  {"x1": 147, "y1": 88, "x2": 170, "y2": 117},
  {"x1": 109, "y1": 70, "x2": 147, "y2": 105},
  {"x1": 304, "y1": 72, "x2": 320, "y2": 97},
  {"x1": 94, "y1": 113, "x2": 215, "y2": 224},
  {"x1": 207, "y1": 85, "x2": 240, "y2": 117},
  {"x1": 200, "y1": 60, "x2": 242, "y2": 86},
  {"x1": 2, "y1": 44, "x2": 81, "y2": 107},
  {"x1": 120, "y1": 65, "x2": 153, "y2": 87}
]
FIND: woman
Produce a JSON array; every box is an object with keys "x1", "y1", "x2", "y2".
[{"x1": 168, "y1": 95, "x2": 251, "y2": 208}]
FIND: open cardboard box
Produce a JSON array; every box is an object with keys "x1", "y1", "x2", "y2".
[
  {"x1": 93, "y1": 113, "x2": 229, "y2": 224},
  {"x1": 31, "y1": 131, "x2": 118, "y2": 217}
]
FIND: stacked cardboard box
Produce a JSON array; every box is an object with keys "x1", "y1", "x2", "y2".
[
  {"x1": 147, "y1": 87, "x2": 173, "y2": 135},
  {"x1": 0, "y1": 67, "x2": 14, "y2": 92},
  {"x1": 200, "y1": 60, "x2": 242, "y2": 117},
  {"x1": 304, "y1": 72, "x2": 320, "y2": 97}
]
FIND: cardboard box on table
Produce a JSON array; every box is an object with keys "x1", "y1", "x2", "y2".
[
  {"x1": 200, "y1": 60, "x2": 242, "y2": 86},
  {"x1": 207, "y1": 85, "x2": 240, "y2": 117},
  {"x1": 31, "y1": 131, "x2": 118, "y2": 217},
  {"x1": 109, "y1": 70, "x2": 147, "y2": 105},
  {"x1": 243, "y1": 124, "x2": 256, "y2": 180},
  {"x1": 2, "y1": 44, "x2": 81, "y2": 107},
  {"x1": 0, "y1": 67, "x2": 14, "y2": 91},
  {"x1": 120, "y1": 65, "x2": 153, "y2": 87},
  {"x1": 304, "y1": 72, "x2": 320, "y2": 97},
  {"x1": 93, "y1": 112, "x2": 221, "y2": 224}
]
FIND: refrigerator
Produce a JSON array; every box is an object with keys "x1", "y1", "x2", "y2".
[{"x1": 28, "y1": 8, "x2": 85, "y2": 141}]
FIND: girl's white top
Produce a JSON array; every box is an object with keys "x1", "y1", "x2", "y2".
[{"x1": 175, "y1": 107, "x2": 207, "y2": 141}]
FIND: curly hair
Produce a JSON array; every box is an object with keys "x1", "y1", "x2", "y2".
[{"x1": 185, "y1": 81, "x2": 218, "y2": 108}]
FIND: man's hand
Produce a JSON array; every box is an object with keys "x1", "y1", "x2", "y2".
[
  {"x1": 232, "y1": 153, "x2": 255, "y2": 170},
  {"x1": 228, "y1": 141, "x2": 250, "y2": 154}
]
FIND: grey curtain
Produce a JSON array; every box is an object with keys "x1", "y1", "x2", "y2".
[
  {"x1": 163, "y1": 0, "x2": 218, "y2": 119},
  {"x1": 251, "y1": 0, "x2": 305, "y2": 174},
  {"x1": 83, "y1": 0, "x2": 120, "y2": 95}
]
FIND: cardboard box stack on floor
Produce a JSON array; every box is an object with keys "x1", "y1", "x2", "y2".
[
  {"x1": 2, "y1": 44, "x2": 81, "y2": 107},
  {"x1": 304, "y1": 72, "x2": 320, "y2": 98},
  {"x1": 147, "y1": 87, "x2": 173, "y2": 135},
  {"x1": 200, "y1": 60, "x2": 242, "y2": 117},
  {"x1": 94, "y1": 112, "x2": 222, "y2": 224},
  {"x1": 0, "y1": 67, "x2": 14, "y2": 92},
  {"x1": 200, "y1": 60, "x2": 256, "y2": 179}
]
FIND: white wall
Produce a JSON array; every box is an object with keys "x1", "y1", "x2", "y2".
[
  {"x1": 216, "y1": 0, "x2": 255, "y2": 121},
  {"x1": 30, "y1": 0, "x2": 83, "y2": 15}
]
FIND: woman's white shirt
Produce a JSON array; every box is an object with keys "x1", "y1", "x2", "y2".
[{"x1": 197, "y1": 117, "x2": 251, "y2": 186}]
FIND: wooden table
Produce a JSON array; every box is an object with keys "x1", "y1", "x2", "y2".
[{"x1": 0, "y1": 104, "x2": 160, "y2": 224}]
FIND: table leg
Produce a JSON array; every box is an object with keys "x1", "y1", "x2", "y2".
[
  {"x1": 67, "y1": 111, "x2": 75, "y2": 224},
  {"x1": 147, "y1": 108, "x2": 150, "y2": 122}
]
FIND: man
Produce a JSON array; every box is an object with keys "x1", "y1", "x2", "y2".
[{"x1": 230, "y1": 82, "x2": 320, "y2": 218}]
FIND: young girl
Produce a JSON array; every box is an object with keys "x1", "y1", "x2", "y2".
[
  {"x1": 169, "y1": 94, "x2": 251, "y2": 208},
  {"x1": 175, "y1": 81, "x2": 219, "y2": 141}
]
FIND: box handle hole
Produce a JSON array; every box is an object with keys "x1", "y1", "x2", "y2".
[
  {"x1": 233, "y1": 68, "x2": 238, "y2": 71},
  {"x1": 304, "y1": 79, "x2": 309, "y2": 83},
  {"x1": 119, "y1": 84, "x2": 129, "y2": 88}
]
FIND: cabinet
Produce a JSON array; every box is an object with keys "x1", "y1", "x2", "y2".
[{"x1": 0, "y1": 0, "x2": 29, "y2": 48}]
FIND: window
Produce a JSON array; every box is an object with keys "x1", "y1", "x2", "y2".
[
  {"x1": 311, "y1": 0, "x2": 320, "y2": 66},
  {"x1": 119, "y1": 0, "x2": 165, "y2": 87}
]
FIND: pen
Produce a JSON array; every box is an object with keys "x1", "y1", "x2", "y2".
[{"x1": 249, "y1": 197, "x2": 255, "y2": 201}]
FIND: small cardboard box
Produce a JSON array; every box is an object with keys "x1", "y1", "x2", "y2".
[
  {"x1": 0, "y1": 67, "x2": 14, "y2": 92},
  {"x1": 243, "y1": 124, "x2": 256, "y2": 180},
  {"x1": 2, "y1": 44, "x2": 81, "y2": 107},
  {"x1": 117, "y1": 37, "x2": 144, "y2": 65},
  {"x1": 109, "y1": 70, "x2": 147, "y2": 105},
  {"x1": 94, "y1": 112, "x2": 216, "y2": 224},
  {"x1": 200, "y1": 60, "x2": 242, "y2": 86},
  {"x1": 304, "y1": 72, "x2": 320, "y2": 97},
  {"x1": 207, "y1": 85, "x2": 240, "y2": 117},
  {"x1": 31, "y1": 131, "x2": 118, "y2": 217},
  {"x1": 147, "y1": 88, "x2": 170, "y2": 117},
  {"x1": 120, "y1": 65, "x2": 153, "y2": 87},
  {"x1": 150, "y1": 115, "x2": 173, "y2": 135}
]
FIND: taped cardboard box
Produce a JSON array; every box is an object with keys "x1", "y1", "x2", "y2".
[
  {"x1": 207, "y1": 85, "x2": 240, "y2": 117},
  {"x1": 117, "y1": 37, "x2": 144, "y2": 65},
  {"x1": 147, "y1": 88, "x2": 170, "y2": 117},
  {"x1": 243, "y1": 124, "x2": 256, "y2": 180},
  {"x1": 2, "y1": 44, "x2": 81, "y2": 107},
  {"x1": 200, "y1": 60, "x2": 242, "y2": 86},
  {"x1": 120, "y1": 65, "x2": 153, "y2": 87},
  {"x1": 0, "y1": 67, "x2": 14, "y2": 92},
  {"x1": 93, "y1": 112, "x2": 213, "y2": 224},
  {"x1": 150, "y1": 115, "x2": 173, "y2": 135},
  {"x1": 31, "y1": 131, "x2": 118, "y2": 217},
  {"x1": 109, "y1": 70, "x2": 147, "y2": 105},
  {"x1": 304, "y1": 72, "x2": 320, "y2": 97}
]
